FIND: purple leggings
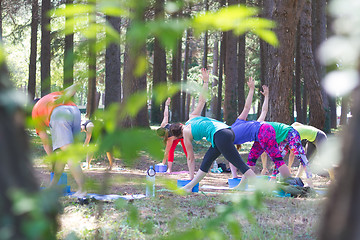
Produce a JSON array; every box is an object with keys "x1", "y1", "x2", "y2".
[
  {"x1": 273, "y1": 128, "x2": 311, "y2": 177},
  {"x1": 278, "y1": 128, "x2": 308, "y2": 166},
  {"x1": 247, "y1": 123, "x2": 285, "y2": 169}
]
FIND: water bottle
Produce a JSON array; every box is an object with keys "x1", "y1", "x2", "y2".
[
  {"x1": 146, "y1": 166, "x2": 156, "y2": 197},
  {"x1": 212, "y1": 160, "x2": 218, "y2": 173}
]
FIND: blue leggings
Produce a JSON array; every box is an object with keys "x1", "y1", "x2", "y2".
[{"x1": 200, "y1": 128, "x2": 250, "y2": 174}]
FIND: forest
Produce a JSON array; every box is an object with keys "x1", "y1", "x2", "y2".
[{"x1": 1, "y1": 0, "x2": 360, "y2": 239}]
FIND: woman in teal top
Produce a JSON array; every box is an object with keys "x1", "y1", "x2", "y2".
[{"x1": 170, "y1": 69, "x2": 256, "y2": 192}]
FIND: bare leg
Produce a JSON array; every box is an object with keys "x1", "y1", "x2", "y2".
[
  {"x1": 233, "y1": 169, "x2": 256, "y2": 190},
  {"x1": 295, "y1": 164, "x2": 305, "y2": 178},
  {"x1": 261, "y1": 153, "x2": 269, "y2": 175},
  {"x1": 288, "y1": 151, "x2": 295, "y2": 169},
  {"x1": 167, "y1": 161, "x2": 173, "y2": 173},
  {"x1": 278, "y1": 165, "x2": 291, "y2": 178},
  {"x1": 86, "y1": 153, "x2": 93, "y2": 169},
  {"x1": 61, "y1": 144, "x2": 86, "y2": 197},
  {"x1": 229, "y1": 163, "x2": 238, "y2": 178},
  {"x1": 50, "y1": 160, "x2": 66, "y2": 187},
  {"x1": 182, "y1": 170, "x2": 207, "y2": 193},
  {"x1": 106, "y1": 152, "x2": 113, "y2": 170}
]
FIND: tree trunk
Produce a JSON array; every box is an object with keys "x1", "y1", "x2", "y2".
[
  {"x1": 200, "y1": 0, "x2": 209, "y2": 117},
  {"x1": 223, "y1": 0, "x2": 238, "y2": 125},
  {"x1": 28, "y1": 0, "x2": 38, "y2": 100},
  {"x1": 185, "y1": 30, "x2": 194, "y2": 121},
  {"x1": 182, "y1": 28, "x2": 191, "y2": 121},
  {"x1": 266, "y1": 0, "x2": 305, "y2": 124},
  {"x1": 134, "y1": 47, "x2": 149, "y2": 127},
  {"x1": 0, "y1": 62, "x2": 58, "y2": 239},
  {"x1": 312, "y1": 0, "x2": 330, "y2": 132},
  {"x1": 210, "y1": 35, "x2": 219, "y2": 119},
  {"x1": 41, "y1": 0, "x2": 51, "y2": 96},
  {"x1": 319, "y1": 86, "x2": 360, "y2": 240},
  {"x1": 295, "y1": 24, "x2": 303, "y2": 123},
  {"x1": 340, "y1": 97, "x2": 349, "y2": 125},
  {"x1": 237, "y1": 0, "x2": 246, "y2": 116},
  {"x1": 299, "y1": 0, "x2": 325, "y2": 129},
  {"x1": 63, "y1": 0, "x2": 74, "y2": 88},
  {"x1": 237, "y1": 34, "x2": 245, "y2": 116},
  {"x1": 216, "y1": 31, "x2": 226, "y2": 121},
  {"x1": 151, "y1": 0, "x2": 167, "y2": 124},
  {"x1": 105, "y1": 16, "x2": 121, "y2": 108},
  {"x1": 171, "y1": 38, "x2": 182, "y2": 122}
]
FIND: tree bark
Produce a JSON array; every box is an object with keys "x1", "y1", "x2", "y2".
[
  {"x1": 266, "y1": 0, "x2": 305, "y2": 124},
  {"x1": 216, "y1": 31, "x2": 226, "y2": 121},
  {"x1": 0, "y1": 62, "x2": 58, "y2": 239},
  {"x1": 312, "y1": 0, "x2": 330, "y2": 132},
  {"x1": 171, "y1": 38, "x2": 182, "y2": 122},
  {"x1": 210, "y1": 35, "x2": 219, "y2": 119},
  {"x1": 237, "y1": 34, "x2": 245, "y2": 116},
  {"x1": 182, "y1": 28, "x2": 191, "y2": 121},
  {"x1": 105, "y1": 16, "x2": 121, "y2": 108},
  {"x1": 28, "y1": 0, "x2": 38, "y2": 100},
  {"x1": 299, "y1": 0, "x2": 325, "y2": 129},
  {"x1": 151, "y1": 0, "x2": 167, "y2": 124},
  {"x1": 340, "y1": 97, "x2": 349, "y2": 125},
  {"x1": 41, "y1": 0, "x2": 51, "y2": 96},
  {"x1": 319, "y1": 86, "x2": 360, "y2": 240},
  {"x1": 63, "y1": 0, "x2": 74, "y2": 88},
  {"x1": 295, "y1": 23, "x2": 303, "y2": 123}
]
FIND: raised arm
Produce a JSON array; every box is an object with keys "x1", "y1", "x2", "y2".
[
  {"x1": 183, "y1": 127, "x2": 195, "y2": 179},
  {"x1": 237, "y1": 77, "x2": 255, "y2": 120},
  {"x1": 160, "y1": 98, "x2": 171, "y2": 128},
  {"x1": 189, "y1": 68, "x2": 209, "y2": 119},
  {"x1": 257, "y1": 85, "x2": 269, "y2": 122}
]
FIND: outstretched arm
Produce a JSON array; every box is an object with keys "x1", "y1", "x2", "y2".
[
  {"x1": 160, "y1": 98, "x2": 171, "y2": 128},
  {"x1": 237, "y1": 77, "x2": 255, "y2": 120},
  {"x1": 38, "y1": 130, "x2": 52, "y2": 155},
  {"x1": 189, "y1": 68, "x2": 209, "y2": 119},
  {"x1": 257, "y1": 85, "x2": 269, "y2": 122}
]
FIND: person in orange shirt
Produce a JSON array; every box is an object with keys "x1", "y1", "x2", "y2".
[{"x1": 32, "y1": 84, "x2": 86, "y2": 197}]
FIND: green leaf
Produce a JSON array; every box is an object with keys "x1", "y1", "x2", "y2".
[
  {"x1": 51, "y1": 4, "x2": 94, "y2": 18},
  {"x1": 134, "y1": 55, "x2": 148, "y2": 77}
]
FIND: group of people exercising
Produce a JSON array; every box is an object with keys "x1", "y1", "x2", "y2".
[{"x1": 32, "y1": 68, "x2": 329, "y2": 196}]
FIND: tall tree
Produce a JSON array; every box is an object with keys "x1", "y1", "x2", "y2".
[
  {"x1": 41, "y1": 0, "x2": 51, "y2": 96},
  {"x1": 340, "y1": 96, "x2": 349, "y2": 125},
  {"x1": 210, "y1": 35, "x2": 219, "y2": 119},
  {"x1": 319, "y1": 87, "x2": 360, "y2": 240},
  {"x1": 312, "y1": 0, "x2": 330, "y2": 131},
  {"x1": 151, "y1": 0, "x2": 167, "y2": 124},
  {"x1": 265, "y1": 0, "x2": 305, "y2": 123},
  {"x1": 28, "y1": 0, "x2": 39, "y2": 100},
  {"x1": 295, "y1": 23, "x2": 303, "y2": 123},
  {"x1": 123, "y1": 1, "x2": 149, "y2": 127},
  {"x1": 0, "y1": 61, "x2": 59, "y2": 239},
  {"x1": 171, "y1": 33, "x2": 182, "y2": 122},
  {"x1": 237, "y1": 0, "x2": 246, "y2": 115},
  {"x1": 104, "y1": 16, "x2": 121, "y2": 108},
  {"x1": 216, "y1": 31, "x2": 226, "y2": 121},
  {"x1": 224, "y1": 0, "x2": 238, "y2": 125},
  {"x1": 63, "y1": 0, "x2": 74, "y2": 88},
  {"x1": 86, "y1": 1, "x2": 97, "y2": 118},
  {"x1": 299, "y1": 0, "x2": 325, "y2": 129},
  {"x1": 200, "y1": 0, "x2": 209, "y2": 117},
  {"x1": 182, "y1": 28, "x2": 191, "y2": 121}
]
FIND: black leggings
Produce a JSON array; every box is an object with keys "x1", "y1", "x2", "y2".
[{"x1": 200, "y1": 128, "x2": 250, "y2": 174}]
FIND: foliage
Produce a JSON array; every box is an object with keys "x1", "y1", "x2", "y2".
[{"x1": 319, "y1": 0, "x2": 360, "y2": 97}]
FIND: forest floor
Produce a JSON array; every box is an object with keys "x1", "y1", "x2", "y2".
[{"x1": 32, "y1": 136, "x2": 331, "y2": 240}]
